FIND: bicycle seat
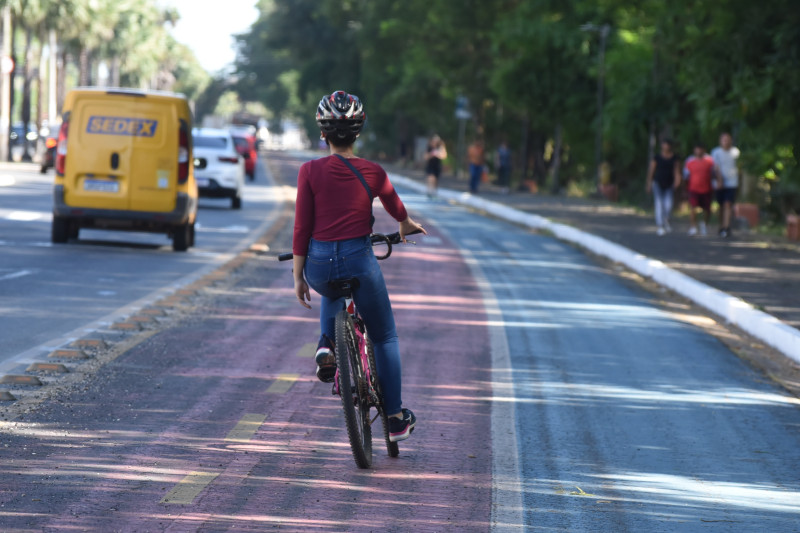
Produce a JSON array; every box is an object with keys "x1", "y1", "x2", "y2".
[{"x1": 328, "y1": 278, "x2": 360, "y2": 298}]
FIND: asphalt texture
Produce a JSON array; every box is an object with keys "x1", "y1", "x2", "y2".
[
  {"x1": 0, "y1": 152, "x2": 798, "y2": 532},
  {"x1": 389, "y1": 164, "x2": 800, "y2": 329},
  {"x1": 0, "y1": 160, "x2": 281, "y2": 366}
]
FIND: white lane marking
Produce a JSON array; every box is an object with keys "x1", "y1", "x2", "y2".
[
  {"x1": 0, "y1": 176, "x2": 15, "y2": 186},
  {"x1": 462, "y1": 238, "x2": 482, "y2": 248},
  {"x1": 543, "y1": 242, "x2": 565, "y2": 253},
  {"x1": 5, "y1": 210, "x2": 46, "y2": 221},
  {"x1": 97, "y1": 290, "x2": 116, "y2": 296},
  {"x1": 196, "y1": 225, "x2": 250, "y2": 234},
  {"x1": 0, "y1": 269, "x2": 34, "y2": 281},
  {"x1": 31, "y1": 242, "x2": 53, "y2": 247},
  {"x1": 459, "y1": 248, "x2": 524, "y2": 531},
  {"x1": 421, "y1": 235, "x2": 443, "y2": 245}
]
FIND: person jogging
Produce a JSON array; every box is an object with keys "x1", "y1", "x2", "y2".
[
  {"x1": 291, "y1": 90, "x2": 426, "y2": 442},
  {"x1": 425, "y1": 134, "x2": 447, "y2": 198}
]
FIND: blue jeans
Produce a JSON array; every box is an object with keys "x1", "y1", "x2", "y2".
[
  {"x1": 304, "y1": 236, "x2": 403, "y2": 415},
  {"x1": 652, "y1": 183, "x2": 674, "y2": 228},
  {"x1": 469, "y1": 164, "x2": 482, "y2": 193}
]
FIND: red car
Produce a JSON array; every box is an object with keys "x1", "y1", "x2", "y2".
[{"x1": 231, "y1": 132, "x2": 257, "y2": 181}]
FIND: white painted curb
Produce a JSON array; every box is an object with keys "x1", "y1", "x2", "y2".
[{"x1": 389, "y1": 173, "x2": 800, "y2": 365}]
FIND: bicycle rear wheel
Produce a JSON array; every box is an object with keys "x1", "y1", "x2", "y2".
[
  {"x1": 367, "y1": 340, "x2": 399, "y2": 457},
  {"x1": 335, "y1": 310, "x2": 372, "y2": 468}
]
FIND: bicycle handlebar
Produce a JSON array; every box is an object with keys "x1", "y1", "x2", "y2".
[{"x1": 277, "y1": 228, "x2": 423, "y2": 262}]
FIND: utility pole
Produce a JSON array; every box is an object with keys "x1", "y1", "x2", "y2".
[
  {"x1": 581, "y1": 23, "x2": 611, "y2": 190},
  {"x1": 0, "y1": 6, "x2": 12, "y2": 163}
]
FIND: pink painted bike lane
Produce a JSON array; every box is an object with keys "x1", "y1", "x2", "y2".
[{"x1": 0, "y1": 207, "x2": 497, "y2": 532}]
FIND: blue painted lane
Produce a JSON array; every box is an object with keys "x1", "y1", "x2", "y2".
[{"x1": 403, "y1": 191, "x2": 800, "y2": 532}]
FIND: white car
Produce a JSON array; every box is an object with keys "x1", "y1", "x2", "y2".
[{"x1": 192, "y1": 128, "x2": 246, "y2": 209}]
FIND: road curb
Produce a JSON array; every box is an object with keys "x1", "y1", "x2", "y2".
[{"x1": 390, "y1": 173, "x2": 800, "y2": 365}]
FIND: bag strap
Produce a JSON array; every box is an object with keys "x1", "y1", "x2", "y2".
[{"x1": 333, "y1": 153, "x2": 375, "y2": 228}]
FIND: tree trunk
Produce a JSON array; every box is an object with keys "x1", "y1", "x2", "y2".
[
  {"x1": 48, "y1": 30, "x2": 56, "y2": 122},
  {"x1": 57, "y1": 50, "x2": 67, "y2": 115},
  {"x1": 79, "y1": 47, "x2": 89, "y2": 86},
  {"x1": 549, "y1": 122, "x2": 563, "y2": 194},
  {"x1": 20, "y1": 27, "x2": 32, "y2": 161},
  {"x1": 531, "y1": 129, "x2": 547, "y2": 186},
  {"x1": 110, "y1": 56, "x2": 120, "y2": 87},
  {"x1": 7, "y1": 16, "x2": 16, "y2": 161}
]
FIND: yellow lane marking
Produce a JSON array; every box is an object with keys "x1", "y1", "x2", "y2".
[
  {"x1": 224, "y1": 413, "x2": 267, "y2": 442},
  {"x1": 266, "y1": 373, "x2": 300, "y2": 394},
  {"x1": 296, "y1": 342, "x2": 317, "y2": 358},
  {"x1": 160, "y1": 471, "x2": 219, "y2": 505}
]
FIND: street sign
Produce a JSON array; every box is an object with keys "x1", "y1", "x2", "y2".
[
  {"x1": 456, "y1": 109, "x2": 472, "y2": 120},
  {"x1": 1, "y1": 55, "x2": 13, "y2": 74}
]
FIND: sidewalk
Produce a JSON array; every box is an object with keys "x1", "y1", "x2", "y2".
[{"x1": 388, "y1": 165, "x2": 800, "y2": 329}]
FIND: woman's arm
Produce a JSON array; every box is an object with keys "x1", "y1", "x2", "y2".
[
  {"x1": 673, "y1": 159, "x2": 682, "y2": 189},
  {"x1": 293, "y1": 255, "x2": 311, "y2": 309}
]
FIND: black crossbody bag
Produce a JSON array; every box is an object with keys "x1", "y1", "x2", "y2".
[{"x1": 334, "y1": 153, "x2": 375, "y2": 229}]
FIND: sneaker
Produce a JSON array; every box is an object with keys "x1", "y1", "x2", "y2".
[
  {"x1": 664, "y1": 221, "x2": 672, "y2": 233},
  {"x1": 388, "y1": 408, "x2": 416, "y2": 442},
  {"x1": 719, "y1": 228, "x2": 729, "y2": 238},
  {"x1": 315, "y1": 335, "x2": 336, "y2": 383},
  {"x1": 656, "y1": 227, "x2": 666, "y2": 236},
  {"x1": 687, "y1": 226, "x2": 698, "y2": 236},
  {"x1": 699, "y1": 222, "x2": 708, "y2": 236}
]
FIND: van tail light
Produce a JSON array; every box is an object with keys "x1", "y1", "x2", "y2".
[
  {"x1": 178, "y1": 121, "x2": 190, "y2": 184},
  {"x1": 218, "y1": 156, "x2": 239, "y2": 164},
  {"x1": 55, "y1": 120, "x2": 69, "y2": 177}
]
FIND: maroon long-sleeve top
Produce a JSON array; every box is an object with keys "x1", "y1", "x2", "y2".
[{"x1": 292, "y1": 155, "x2": 408, "y2": 256}]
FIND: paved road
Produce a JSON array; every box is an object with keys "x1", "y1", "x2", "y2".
[
  {"x1": 0, "y1": 159, "x2": 282, "y2": 368},
  {"x1": 0, "y1": 152, "x2": 798, "y2": 532}
]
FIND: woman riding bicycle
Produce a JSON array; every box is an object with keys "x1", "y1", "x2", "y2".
[{"x1": 292, "y1": 90, "x2": 426, "y2": 442}]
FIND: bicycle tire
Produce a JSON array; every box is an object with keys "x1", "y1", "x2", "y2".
[
  {"x1": 367, "y1": 339, "x2": 399, "y2": 457},
  {"x1": 335, "y1": 310, "x2": 372, "y2": 468}
]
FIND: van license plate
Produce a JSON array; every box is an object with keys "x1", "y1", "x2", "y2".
[
  {"x1": 84, "y1": 179, "x2": 119, "y2": 193},
  {"x1": 196, "y1": 178, "x2": 210, "y2": 187}
]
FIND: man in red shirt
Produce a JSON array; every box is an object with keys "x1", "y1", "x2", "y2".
[{"x1": 683, "y1": 142, "x2": 716, "y2": 236}]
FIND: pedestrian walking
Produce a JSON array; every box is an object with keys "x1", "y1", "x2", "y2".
[
  {"x1": 646, "y1": 139, "x2": 682, "y2": 236},
  {"x1": 424, "y1": 134, "x2": 447, "y2": 198},
  {"x1": 683, "y1": 142, "x2": 715, "y2": 236},
  {"x1": 711, "y1": 132, "x2": 740, "y2": 238},
  {"x1": 495, "y1": 139, "x2": 511, "y2": 194},
  {"x1": 467, "y1": 139, "x2": 485, "y2": 193}
]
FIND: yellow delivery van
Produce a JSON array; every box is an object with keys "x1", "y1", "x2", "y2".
[{"x1": 51, "y1": 88, "x2": 198, "y2": 251}]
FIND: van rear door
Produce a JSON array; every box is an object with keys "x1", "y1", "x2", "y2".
[
  {"x1": 64, "y1": 96, "x2": 133, "y2": 211},
  {"x1": 128, "y1": 96, "x2": 178, "y2": 213}
]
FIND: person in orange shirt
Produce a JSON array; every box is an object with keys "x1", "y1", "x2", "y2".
[
  {"x1": 467, "y1": 139, "x2": 485, "y2": 193},
  {"x1": 683, "y1": 142, "x2": 716, "y2": 236}
]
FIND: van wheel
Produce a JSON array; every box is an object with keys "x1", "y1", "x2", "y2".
[
  {"x1": 172, "y1": 224, "x2": 191, "y2": 252},
  {"x1": 189, "y1": 223, "x2": 196, "y2": 247},
  {"x1": 52, "y1": 216, "x2": 69, "y2": 243},
  {"x1": 231, "y1": 195, "x2": 242, "y2": 210}
]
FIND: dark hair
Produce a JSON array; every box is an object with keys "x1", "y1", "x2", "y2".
[
  {"x1": 325, "y1": 129, "x2": 358, "y2": 148},
  {"x1": 661, "y1": 138, "x2": 674, "y2": 149},
  {"x1": 694, "y1": 141, "x2": 707, "y2": 150}
]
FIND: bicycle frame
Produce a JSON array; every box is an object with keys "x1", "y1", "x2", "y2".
[{"x1": 333, "y1": 298, "x2": 372, "y2": 404}]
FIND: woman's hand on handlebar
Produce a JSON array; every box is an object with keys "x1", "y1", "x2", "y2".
[{"x1": 399, "y1": 216, "x2": 427, "y2": 243}]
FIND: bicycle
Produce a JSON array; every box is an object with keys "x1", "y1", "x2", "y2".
[{"x1": 279, "y1": 229, "x2": 421, "y2": 468}]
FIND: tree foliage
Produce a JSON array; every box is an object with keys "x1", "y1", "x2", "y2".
[{"x1": 234, "y1": 0, "x2": 800, "y2": 216}]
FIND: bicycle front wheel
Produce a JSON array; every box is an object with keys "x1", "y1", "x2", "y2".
[{"x1": 335, "y1": 310, "x2": 372, "y2": 468}]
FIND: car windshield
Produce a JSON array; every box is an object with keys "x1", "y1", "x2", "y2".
[{"x1": 194, "y1": 136, "x2": 228, "y2": 148}]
